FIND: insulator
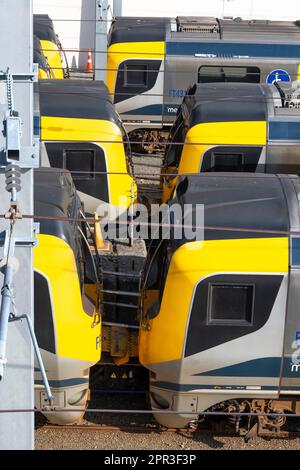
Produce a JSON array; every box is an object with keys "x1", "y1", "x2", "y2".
[{"x1": 5, "y1": 164, "x2": 21, "y2": 193}]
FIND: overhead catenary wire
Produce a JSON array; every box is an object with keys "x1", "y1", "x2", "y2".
[
  {"x1": 37, "y1": 45, "x2": 300, "y2": 63},
  {"x1": 0, "y1": 212, "x2": 296, "y2": 238},
  {"x1": 43, "y1": 64, "x2": 300, "y2": 80},
  {"x1": 1, "y1": 407, "x2": 300, "y2": 419},
  {"x1": 34, "y1": 140, "x2": 293, "y2": 147},
  {"x1": 35, "y1": 18, "x2": 114, "y2": 23},
  {"x1": 38, "y1": 89, "x2": 293, "y2": 100},
  {"x1": 35, "y1": 58, "x2": 297, "y2": 78}
]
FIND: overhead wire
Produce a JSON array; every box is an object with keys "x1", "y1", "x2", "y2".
[
  {"x1": 0, "y1": 407, "x2": 300, "y2": 418},
  {"x1": 0, "y1": 212, "x2": 296, "y2": 237},
  {"x1": 15, "y1": 12, "x2": 300, "y2": 424},
  {"x1": 38, "y1": 90, "x2": 290, "y2": 100}
]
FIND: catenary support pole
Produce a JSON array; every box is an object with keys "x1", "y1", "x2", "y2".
[
  {"x1": 95, "y1": 0, "x2": 109, "y2": 82},
  {"x1": 113, "y1": 0, "x2": 123, "y2": 17},
  {"x1": 0, "y1": 0, "x2": 39, "y2": 450}
]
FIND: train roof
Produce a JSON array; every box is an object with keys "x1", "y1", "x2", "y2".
[
  {"x1": 108, "y1": 17, "x2": 169, "y2": 45},
  {"x1": 37, "y1": 80, "x2": 120, "y2": 125},
  {"x1": 34, "y1": 14, "x2": 58, "y2": 44},
  {"x1": 181, "y1": 83, "x2": 270, "y2": 127},
  {"x1": 109, "y1": 16, "x2": 300, "y2": 45},
  {"x1": 34, "y1": 168, "x2": 81, "y2": 251},
  {"x1": 172, "y1": 173, "x2": 292, "y2": 242}
]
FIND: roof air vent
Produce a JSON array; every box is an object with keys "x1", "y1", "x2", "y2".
[{"x1": 176, "y1": 16, "x2": 220, "y2": 34}]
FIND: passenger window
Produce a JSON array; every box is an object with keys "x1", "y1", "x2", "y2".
[
  {"x1": 208, "y1": 283, "x2": 254, "y2": 325},
  {"x1": 64, "y1": 149, "x2": 96, "y2": 180},
  {"x1": 125, "y1": 64, "x2": 148, "y2": 87},
  {"x1": 198, "y1": 65, "x2": 260, "y2": 84}
]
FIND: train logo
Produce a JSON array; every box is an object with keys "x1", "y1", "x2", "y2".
[
  {"x1": 291, "y1": 331, "x2": 300, "y2": 372},
  {"x1": 266, "y1": 69, "x2": 291, "y2": 85}
]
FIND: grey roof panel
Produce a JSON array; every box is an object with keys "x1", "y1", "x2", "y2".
[{"x1": 37, "y1": 80, "x2": 120, "y2": 124}]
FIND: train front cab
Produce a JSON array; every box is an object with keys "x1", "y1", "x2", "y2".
[
  {"x1": 34, "y1": 14, "x2": 66, "y2": 79},
  {"x1": 34, "y1": 35, "x2": 51, "y2": 79},
  {"x1": 34, "y1": 169, "x2": 101, "y2": 424},
  {"x1": 140, "y1": 174, "x2": 300, "y2": 429},
  {"x1": 38, "y1": 80, "x2": 136, "y2": 218},
  {"x1": 107, "y1": 17, "x2": 166, "y2": 134},
  {"x1": 162, "y1": 83, "x2": 270, "y2": 202}
]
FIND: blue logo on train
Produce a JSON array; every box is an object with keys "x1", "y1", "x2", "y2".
[{"x1": 266, "y1": 69, "x2": 291, "y2": 84}]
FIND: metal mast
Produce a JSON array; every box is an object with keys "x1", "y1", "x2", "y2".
[
  {"x1": 113, "y1": 0, "x2": 123, "y2": 17},
  {"x1": 0, "y1": 0, "x2": 39, "y2": 450},
  {"x1": 95, "y1": 0, "x2": 109, "y2": 82}
]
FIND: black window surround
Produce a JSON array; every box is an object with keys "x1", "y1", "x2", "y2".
[
  {"x1": 185, "y1": 273, "x2": 283, "y2": 357},
  {"x1": 45, "y1": 142, "x2": 109, "y2": 203},
  {"x1": 114, "y1": 59, "x2": 162, "y2": 105},
  {"x1": 34, "y1": 271, "x2": 56, "y2": 354}
]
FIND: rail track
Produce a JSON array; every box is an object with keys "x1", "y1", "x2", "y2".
[
  {"x1": 36, "y1": 420, "x2": 300, "y2": 441},
  {"x1": 33, "y1": 381, "x2": 300, "y2": 441},
  {"x1": 38, "y1": 422, "x2": 195, "y2": 433}
]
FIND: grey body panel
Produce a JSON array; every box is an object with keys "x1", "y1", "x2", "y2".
[
  {"x1": 112, "y1": 16, "x2": 300, "y2": 131},
  {"x1": 145, "y1": 175, "x2": 300, "y2": 427}
]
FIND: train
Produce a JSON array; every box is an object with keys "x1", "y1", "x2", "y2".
[
  {"x1": 34, "y1": 167, "x2": 101, "y2": 425},
  {"x1": 30, "y1": 14, "x2": 300, "y2": 436},
  {"x1": 36, "y1": 79, "x2": 136, "y2": 218},
  {"x1": 34, "y1": 14, "x2": 68, "y2": 79},
  {"x1": 34, "y1": 35, "x2": 51, "y2": 79},
  {"x1": 162, "y1": 81, "x2": 300, "y2": 200},
  {"x1": 107, "y1": 16, "x2": 300, "y2": 150},
  {"x1": 139, "y1": 172, "x2": 300, "y2": 434}
]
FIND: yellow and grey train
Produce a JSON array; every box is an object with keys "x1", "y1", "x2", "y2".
[
  {"x1": 107, "y1": 16, "x2": 300, "y2": 146},
  {"x1": 34, "y1": 14, "x2": 68, "y2": 79},
  {"x1": 36, "y1": 79, "x2": 136, "y2": 217},
  {"x1": 162, "y1": 81, "x2": 300, "y2": 201},
  {"x1": 34, "y1": 35, "x2": 51, "y2": 79},
  {"x1": 140, "y1": 173, "x2": 300, "y2": 430},
  {"x1": 34, "y1": 168, "x2": 101, "y2": 425}
]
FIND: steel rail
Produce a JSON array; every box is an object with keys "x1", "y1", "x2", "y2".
[{"x1": 37, "y1": 423, "x2": 195, "y2": 433}]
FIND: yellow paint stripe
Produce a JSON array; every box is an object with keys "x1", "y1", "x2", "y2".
[
  {"x1": 107, "y1": 41, "x2": 165, "y2": 94},
  {"x1": 40, "y1": 40, "x2": 64, "y2": 79},
  {"x1": 178, "y1": 121, "x2": 267, "y2": 174},
  {"x1": 34, "y1": 234, "x2": 101, "y2": 362},
  {"x1": 41, "y1": 116, "x2": 122, "y2": 142},
  {"x1": 187, "y1": 121, "x2": 267, "y2": 146},
  {"x1": 41, "y1": 116, "x2": 135, "y2": 209},
  {"x1": 139, "y1": 237, "x2": 288, "y2": 365}
]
